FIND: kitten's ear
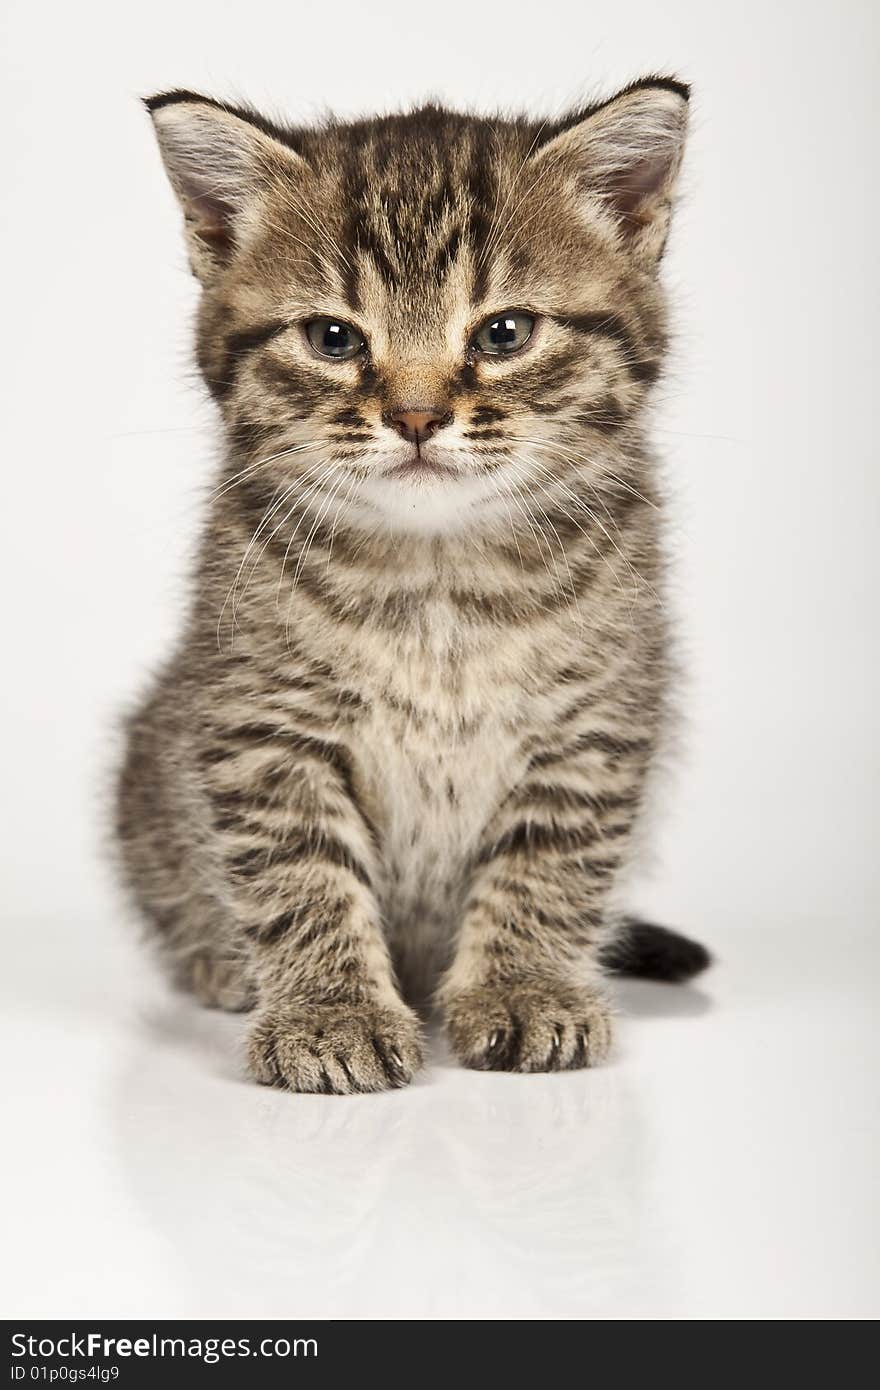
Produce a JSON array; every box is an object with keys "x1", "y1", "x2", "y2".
[
  {"x1": 145, "y1": 92, "x2": 305, "y2": 280},
  {"x1": 534, "y1": 78, "x2": 689, "y2": 268}
]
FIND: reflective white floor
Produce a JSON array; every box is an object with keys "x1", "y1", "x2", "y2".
[{"x1": 3, "y1": 917, "x2": 878, "y2": 1320}]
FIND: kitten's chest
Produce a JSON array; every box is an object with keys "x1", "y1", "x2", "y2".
[
  {"x1": 354, "y1": 683, "x2": 524, "y2": 988},
  {"x1": 349, "y1": 627, "x2": 534, "y2": 919},
  {"x1": 361, "y1": 705, "x2": 519, "y2": 877}
]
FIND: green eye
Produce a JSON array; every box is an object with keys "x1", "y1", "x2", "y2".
[
  {"x1": 305, "y1": 318, "x2": 365, "y2": 360},
  {"x1": 471, "y1": 311, "x2": 534, "y2": 356}
]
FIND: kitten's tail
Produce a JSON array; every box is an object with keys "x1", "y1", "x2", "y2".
[{"x1": 600, "y1": 917, "x2": 712, "y2": 983}]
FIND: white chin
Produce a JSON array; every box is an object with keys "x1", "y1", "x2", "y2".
[{"x1": 351, "y1": 471, "x2": 508, "y2": 536}]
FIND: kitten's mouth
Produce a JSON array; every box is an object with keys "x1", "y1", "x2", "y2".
[{"x1": 386, "y1": 455, "x2": 459, "y2": 481}]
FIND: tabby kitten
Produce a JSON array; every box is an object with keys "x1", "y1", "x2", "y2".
[{"x1": 116, "y1": 77, "x2": 710, "y2": 1094}]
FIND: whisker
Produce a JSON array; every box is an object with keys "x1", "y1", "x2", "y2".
[
  {"x1": 505, "y1": 450, "x2": 640, "y2": 604},
  {"x1": 484, "y1": 471, "x2": 580, "y2": 623},
  {"x1": 523, "y1": 450, "x2": 645, "y2": 589},
  {"x1": 216, "y1": 456, "x2": 337, "y2": 648},
  {"x1": 501, "y1": 458, "x2": 584, "y2": 618},
  {"x1": 283, "y1": 471, "x2": 352, "y2": 648},
  {"x1": 211, "y1": 440, "x2": 321, "y2": 501},
  {"x1": 274, "y1": 463, "x2": 343, "y2": 600},
  {"x1": 506, "y1": 433, "x2": 660, "y2": 515}
]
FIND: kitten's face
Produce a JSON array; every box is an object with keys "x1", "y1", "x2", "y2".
[{"x1": 149, "y1": 86, "x2": 687, "y2": 536}]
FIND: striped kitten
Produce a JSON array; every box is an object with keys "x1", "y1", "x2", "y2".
[{"x1": 117, "y1": 78, "x2": 710, "y2": 1094}]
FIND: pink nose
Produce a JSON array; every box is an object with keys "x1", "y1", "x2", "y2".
[{"x1": 386, "y1": 407, "x2": 450, "y2": 444}]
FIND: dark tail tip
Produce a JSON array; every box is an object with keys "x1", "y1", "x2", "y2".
[{"x1": 600, "y1": 917, "x2": 712, "y2": 983}]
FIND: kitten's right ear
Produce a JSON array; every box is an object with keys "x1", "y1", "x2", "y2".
[
  {"x1": 533, "y1": 78, "x2": 689, "y2": 269},
  {"x1": 145, "y1": 92, "x2": 305, "y2": 280}
]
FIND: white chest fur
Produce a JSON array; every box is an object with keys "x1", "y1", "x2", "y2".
[
  {"x1": 342, "y1": 604, "x2": 543, "y2": 991},
  {"x1": 356, "y1": 696, "x2": 524, "y2": 996}
]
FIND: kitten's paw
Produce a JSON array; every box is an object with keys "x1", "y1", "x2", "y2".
[
  {"x1": 445, "y1": 981, "x2": 613, "y2": 1073},
  {"x1": 247, "y1": 1001, "x2": 424, "y2": 1094}
]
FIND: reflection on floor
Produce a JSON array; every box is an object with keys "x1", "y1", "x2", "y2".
[{"x1": 3, "y1": 917, "x2": 877, "y2": 1318}]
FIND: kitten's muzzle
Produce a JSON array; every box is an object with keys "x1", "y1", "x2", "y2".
[{"x1": 384, "y1": 407, "x2": 453, "y2": 446}]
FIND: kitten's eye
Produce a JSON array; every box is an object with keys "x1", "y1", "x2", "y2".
[
  {"x1": 305, "y1": 318, "x2": 365, "y2": 360},
  {"x1": 471, "y1": 311, "x2": 534, "y2": 356}
]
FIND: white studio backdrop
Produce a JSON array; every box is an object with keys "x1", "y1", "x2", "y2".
[{"x1": 1, "y1": 0, "x2": 877, "y2": 944}]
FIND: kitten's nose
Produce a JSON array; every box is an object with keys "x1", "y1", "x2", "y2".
[{"x1": 386, "y1": 407, "x2": 450, "y2": 444}]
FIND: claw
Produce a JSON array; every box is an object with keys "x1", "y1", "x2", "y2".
[
  {"x1": 569, "y1": 1027, "x2": 589, "y2": 1069},
  {"x1": 372, "y1": 1036, "x2": 410, "y2": 1086},
  {"x1": 335, "y1": 1052, "x2": 358, "y2": 1092},
  {"x1": 485, "y1": 1027, "x2": 511, "y2": 1066}
]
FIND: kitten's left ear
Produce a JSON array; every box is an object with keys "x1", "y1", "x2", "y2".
[{"x1": 534, "y1": 78, "x2": 690, "y2": 269}]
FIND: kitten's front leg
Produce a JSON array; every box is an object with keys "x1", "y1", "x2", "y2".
[
  {"x1": 203, "y1": 725, "x2": 422, "y2": 1093},
  {"x1": 440, "y1": 738, "x2": 645, "y2": 1072}
]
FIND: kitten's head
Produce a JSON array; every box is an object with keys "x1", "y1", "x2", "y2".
[{"x1": 147, "y1": 81, "x2": 688, "y2": 536}]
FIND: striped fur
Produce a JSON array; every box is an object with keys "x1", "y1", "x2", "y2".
[{"x1": 116, "y1": 78, "x2": 707, "y2": 1093}]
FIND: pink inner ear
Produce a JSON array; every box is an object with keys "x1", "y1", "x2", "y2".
[
  {"x1": 610, "y1": 149, "x2": 673, "y2": 224},
  {"x1": 179, "y1": 173, "x2": 236, "y2": 247},
  {"x1": 192, "y1": 202, "x2": 234, "y2": 247}
]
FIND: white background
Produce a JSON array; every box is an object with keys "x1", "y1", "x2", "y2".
[{"x1": 1, "y1": 0, "x2": 877, "y2": 1321}]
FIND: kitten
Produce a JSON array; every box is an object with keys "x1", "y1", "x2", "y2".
[{"x1": 116, "y1": 78, "x2": 710, "y2": 1093}]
